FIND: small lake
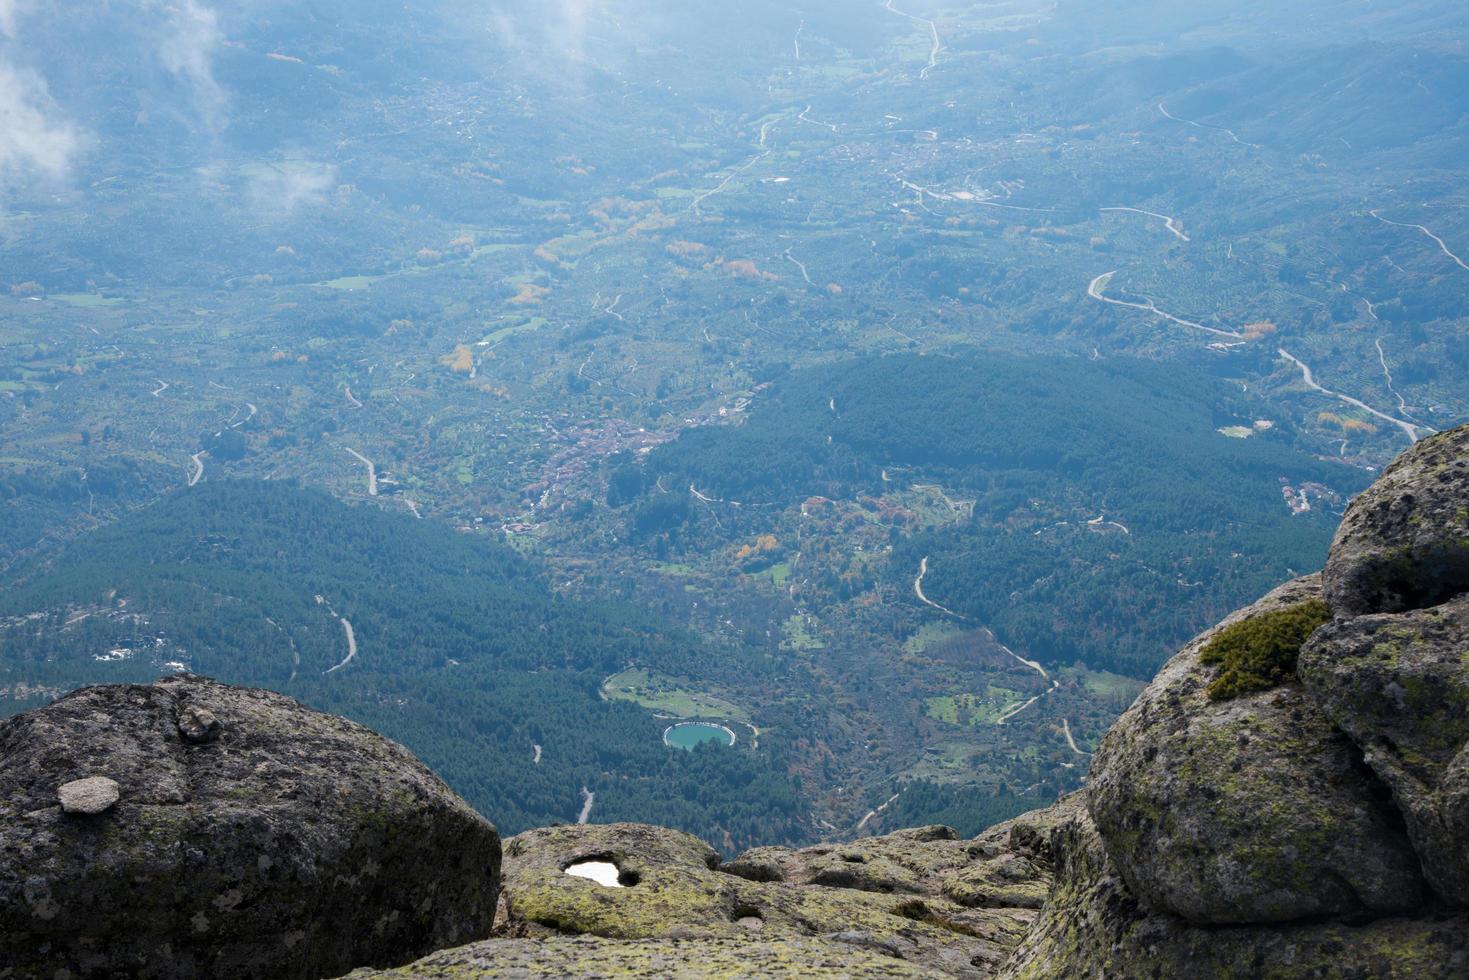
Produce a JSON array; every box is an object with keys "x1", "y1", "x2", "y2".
[{"x1": 663, "y1": 722, "x2": 735, "y2": 750}]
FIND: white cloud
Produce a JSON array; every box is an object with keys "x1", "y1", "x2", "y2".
[
  {"x1": 0, "y1": 61, "x2": 80, "y2": 193},
  {"x1": 553, "y1": 0, "x2": 598, "y2": 63},
  {"x1": 245, "y1": 161, "x2": 338, "y2": 217},
  {"x1": 156, "y1": 0, "x2": 227, "y2": 130},
  {"x1": 487, "y1": 0, "x2": 625, "y2": 78},
  {"x1": 0, "y1": 0, "x2": 27, "y2": 39}
]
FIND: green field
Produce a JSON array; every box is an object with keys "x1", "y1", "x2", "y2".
[
  {"x1": 925, "y1": 688, "x2": 1025, "y2": 727},
  {"x1": 481, "y1": 318, "x2": 546, "y2": 346},
  {"x1": 782, "y1": 615, "x2": 826, "y2": 651},
  {"x1": 51, "y1": 293, "x2": 124, "y2": 308},
  {"x1": 316, "y1": 275, "x2": 380, "y2": 291},
  {"x1": 601, "y1": 668, "x2": 750, "y2": 723}
]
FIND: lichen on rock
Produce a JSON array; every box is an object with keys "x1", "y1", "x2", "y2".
[
  {"x1": 1300, "y1": 594, "x2": 1469, "y2": 905},
  {"x1": 485, "y1": 808, "x2": 1074, "y2": 977},
  {"x1": 1088, "y1": 574, "x2": 1425, "y2": 925},
  {"x1": 1323, "y1": 424, "x2": 1469, "y2": 617},
  {"x1": 998, "y1": 805, "x2": 1469, "y2": 980},
  {"x1": 347, "y1": 935, "x2": 951, "y2": 978}
]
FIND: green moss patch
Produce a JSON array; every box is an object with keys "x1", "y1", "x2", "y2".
[{"x1": 1200, "y1": 599, "x2": 1330, "y2": 701}]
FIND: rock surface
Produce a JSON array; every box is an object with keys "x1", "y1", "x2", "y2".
[
  {"x1": 0, "y1": 674, "x2": 501, "y2": 979},
  {"x1": 479, "y1": 805, "x2": 1076, "y2": 977},
  {"x1": 56, "y1": 775, "x2": 121, "y2": 814},
  {"x1": 1003, "y1": 423, "x2": 1469, "y2": 976},
  {"x1": 1323, "y1": 424, "x2": 1469, "y2": 617},
  {"x1": 347, "y1": 935, "x2": 949, "y2": 978},
  {"x1": 1087, "y1": 574, "x2": 1425, "y2": 925},
  {"x1": 998, "y1": 805, "x2": 1469, "y2": 980},
  {"x1": 177, "y1": 703, "x2": 222, "y2": 744},
  {"x1": 726, "y1": 817, "x2": 1064, "y2": 912},
  {"x1": 1300, "y1": 595, "x2": 1469, "y2": 905}
]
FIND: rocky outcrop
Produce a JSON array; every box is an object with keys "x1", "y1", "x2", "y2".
[
  {"x1": 1002, "y1": 422, "x2": 1469, "y2": 978},
  {"x1": 724, "y1": 813, "x2": 1068, "y2": 911},
  {"x1": 1302, "y1": 595, "x2": 1469, "y2": 905},
  {"x1": 487, "y1": 811, "x2": 1075, "y2": 980},
  {"x1": 1324, "y1": 425, "x2": 1469, "y2": 616},
  {"x1": 1087, "y1": 574, "x2": 1425, "y2": 924},
  {"x1": 0, "y1": 675, "x2": 500, "y2": 980},
  {"x1": 347, "y1": 935, "x2": 951, "y2": 978},
  {"x1": 353, "y1": 802, "x2": 1078, "y2": 979},
  {"x1": 998, "y1": 806, "x2": 1469, "y2": 979}
]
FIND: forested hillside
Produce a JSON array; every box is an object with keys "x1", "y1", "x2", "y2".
[
  {"x1": 0, "y1": 481, "x2": 799, "y2": 847},
  {"x1": 628, "y1": 353, "x2": 1368, "y2": 677}
]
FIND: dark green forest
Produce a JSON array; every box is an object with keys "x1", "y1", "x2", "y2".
[
  {"x1": 627, "y1": 353, "x2": 1367, "y2": 677},
  {"x1": 0, "y1": 481, "x2": 799, "y2": 848},
  {"x1": 879, "y1": 781, "x2": 1049, "y2": 840}
]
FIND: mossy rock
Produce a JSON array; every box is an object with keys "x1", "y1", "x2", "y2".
[
  {"x1": 1324, "y1": 423, "x2": 1469, "y2": 617},
  {"x1": 346, "y1": 935, "x2": 950, "y2": 978},
  {"x1": 496, "y1": 818, "x2": 1067, "y2": 977},
  {"x1": 1199, "y1": 598, "x2": 1329, "y2": 700},
  {"x1": 1088, "y1": 575, "x2": 1426, "y2": 925},
  {"x1": 1300, "y1": 595, "x2": 1469, "y2": 905},
  {"x1": 999, "y1": 806, "x2": 1469, "y2": 980}
]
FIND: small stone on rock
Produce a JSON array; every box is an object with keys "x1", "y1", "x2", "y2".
[
  {"x1": 178, "y1": 705, "x2": 221, "y2": 744},
  {"x1": 57, "y1": 776, "x2": 120, "y2": 815}
]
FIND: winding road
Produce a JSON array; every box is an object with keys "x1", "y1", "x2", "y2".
[
  {"x1": 1370, "y1": 209, "x2": 1469, "y2": 271},
  {"x1": 855, "y1": 792, "x2": 901, "y2": 833},
  {"x1": 344, "y1": 386, "x2": 362, "y2": 408},
  {"x1": 884, "y1": 0, "x2": 941, "y2": 79},
  {"x1": 914, "y1": 556, "x2": 965, "y2": 618},
  {"x1": 797, "y1": 105, "x2": 839, "y2": 134},
  {"x1": 1375, "y1": 338, "x2": 1413, "y2": 418},
  {"x1": 601, "y1": 293, "x2": 625, "y2": 322},
  {"x1": 230, "y1": 403, "x2": 258, "y2": 429},
  {"x1": 691, "y1": 151, "x2": 770, "y2": 214},
  {"x1": 690, "y1": 484, "x2": 740, "y2": 507},
  {"x1": 1088, "y1": 272, "x2": 1244, "y2": 339},
  {"x1": 784, "y1": 248, "x2": 814, "y2": 285},
  {"x1": 1062, "y1": 718, "x2": 1090, "y2": 756},
  {"x1": 187, "y1": 451, "x2": 207, "y2": 487},
  {"x1": 577, "y1": 786, "x2": 595, "y2": 825},
  {"x1": 325, "y1": 617, "x2": 357, "y2": 674},
  {"x1": 1099, "y1": 207, "x2": 1189, "y2": 242},
  {"x1": 1087, "y1": 514, "x2": 1131, "y2": 535},
  {"x1": 995, "y1": 678, "x2": 1060, "y2": 726},
  {"x1": 344, "y1": 447, "x2": 378, "y2": 495},
  {"x1": 913, "y1": 556, "x2": 1057, "y2": 722},
  {"x1": 1278, "y1": 348, "x2": 1424, "y2": 444},
  {"x1": 1157, "y1": 101, "x2": 1258, "y2": 148}
]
